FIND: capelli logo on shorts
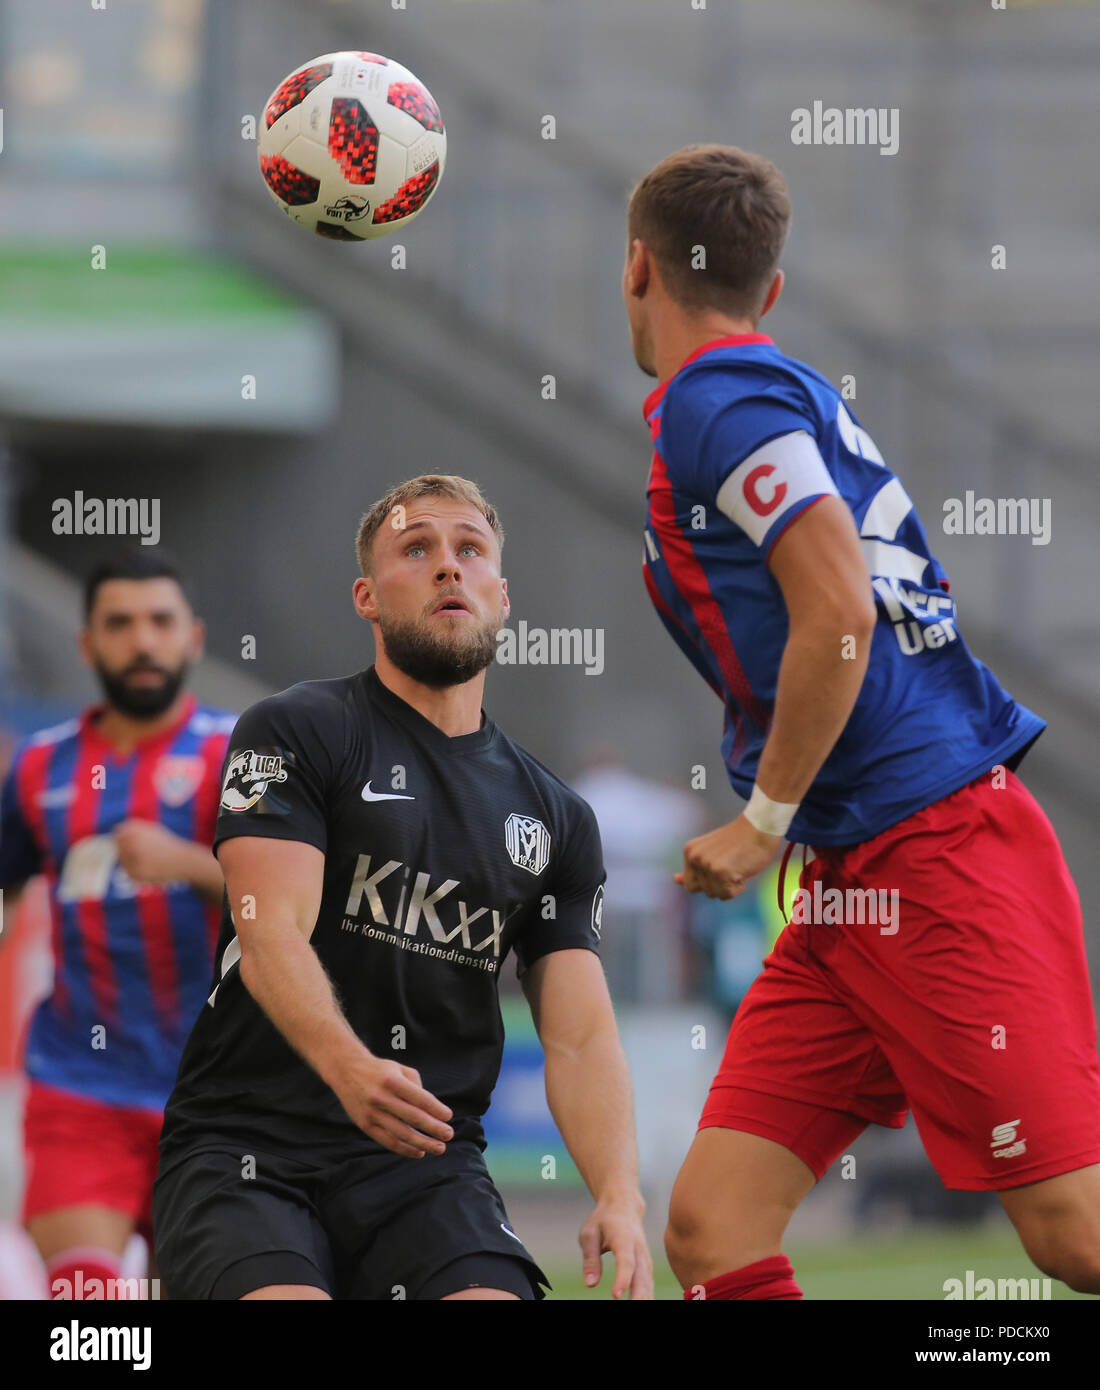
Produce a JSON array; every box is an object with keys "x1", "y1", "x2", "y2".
[{"x1": 991, "y1": 1120, "x2": 1027, "y2": 1159}]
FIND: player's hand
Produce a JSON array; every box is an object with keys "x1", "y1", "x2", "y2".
[
  {"x1": 578, "y1": 1196, "x2": 653, "y2": 1300},
  {"x1": 675, "y1": 814, "x2": 783, "y2": 900},
  {"x1": 113, "y1": 819, "x2": 192, "y2": 884},
  {"x1": 331, "y1": 1054, "x2": 455, "y2": 1160}
]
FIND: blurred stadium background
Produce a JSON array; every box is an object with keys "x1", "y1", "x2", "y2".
[{"x1": 1, "y1": 0, "x2": 1098, "y2": 1299}]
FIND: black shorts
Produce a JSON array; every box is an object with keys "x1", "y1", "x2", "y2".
[{"x1": 152, "y1": 1138, "x2": 549, "y2": 1300}]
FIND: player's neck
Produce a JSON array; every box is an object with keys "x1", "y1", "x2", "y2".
[
  {"x1": 373, "y1": 656, "x2": 486, "y2": 737},
  {"x1": 92, "y1": 692, "x2": 192, "y2": 755},
  {"x1": 653, "y1": 312, "x2": 761, "y2": 389}
]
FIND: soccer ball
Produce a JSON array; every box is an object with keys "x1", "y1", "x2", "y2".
[{"x1": 257, "y1": 50, "x2": 446, "y2": 241}]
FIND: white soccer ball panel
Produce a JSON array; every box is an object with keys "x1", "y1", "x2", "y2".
[
  {"x1": 407, "y1": 132, "x2": 445, "y2": 178},
  {"x1": 262, "y1": 104, "x2": 299, "y2": 153},
  {"x1": 280, "y1": 133, "x2": 329, "y2": 182}
]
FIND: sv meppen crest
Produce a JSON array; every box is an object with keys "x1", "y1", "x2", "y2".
[{"x1": 504, "y1": 813, "x2": 550, "y2": 875}]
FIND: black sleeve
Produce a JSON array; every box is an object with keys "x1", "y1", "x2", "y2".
[
  {"x1": 214, "y1": 688, "x2": 348, "y2": 856},
  {"x1": 514, "y1": 797, "x2": 606, "y2": 978}
]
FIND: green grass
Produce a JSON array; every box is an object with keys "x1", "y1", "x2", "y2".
[{"x1": 542, "y1": 1225, "x2": 1096, "y2": 1300}]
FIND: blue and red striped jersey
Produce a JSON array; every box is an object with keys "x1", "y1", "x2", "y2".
[
  {"x1": 0, "y1": 696, "x2": 235, "y2": 1108},
  {"x1": 642, "y1": 333, "x2": 1045, "y2": 847}
]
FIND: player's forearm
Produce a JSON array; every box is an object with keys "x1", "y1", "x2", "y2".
[
  {"x1": 238, "y1": 921, "x2": 367, "y2": 1088},
  {"x1": 754, "y1": 608, "x2": 874, "y2": 805},
  {"x1": 544, "y1": 1028, "x2": 643, "y2": 1209},
  {"x1": 178, "y1": 841, "x2": 226, "y2": 903}
]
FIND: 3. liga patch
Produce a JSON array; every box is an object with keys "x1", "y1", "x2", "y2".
[
  {"x1": 505, "y1": 813, "x2": 551, "y2": 876},
  {"x1": 220, "y1": 748, "x2": 289, "y2": 812}
]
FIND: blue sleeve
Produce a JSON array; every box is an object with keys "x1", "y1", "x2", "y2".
[
  {"x1": 660, "y1": 370, "x2": 839, "y2": 554},
  {"x1": 0, "y1": 755, "x2": 42, "y2": 887}
]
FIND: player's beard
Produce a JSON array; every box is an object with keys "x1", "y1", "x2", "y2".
[
  {"x1": 93, "y1": 658, "x2": 189, "y2": 719},
  {"x1": 378, "y1": 606, "x2": 503, "y2": 690}
]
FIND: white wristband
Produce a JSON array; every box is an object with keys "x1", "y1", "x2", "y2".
[{"x1": 743, "y1": 784, "x2": 800, "y2": 838}]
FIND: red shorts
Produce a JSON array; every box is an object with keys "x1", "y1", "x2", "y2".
[
  {"x1": 700, "y1": 769, "x2": 1100, "y2": 1190},
  {"x1": 22, "y1": 1080, "x2": 164, "y2": 1238}
]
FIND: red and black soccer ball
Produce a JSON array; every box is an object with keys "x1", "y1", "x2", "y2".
[{"x1": 258, "y1": 51, "x2": 446, "y2": 241}]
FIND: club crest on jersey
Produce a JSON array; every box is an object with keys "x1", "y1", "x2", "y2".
[
  {"x1": 220, "y1": 748, "x2": 288, "y2": 812},
  {"x1": 504, "y1": 813, "x2": 551, "y2": 876},
  {"x1": 154, "y1": 755, "x2": 206, "y2": 807}
]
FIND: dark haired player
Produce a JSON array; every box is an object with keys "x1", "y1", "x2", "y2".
[
  {"x1": 0, "y1": 549, "x2": 232, "y2": 1298},
  {"x1": 153, "y1": 475, "x2": 652, "y2": 1301},
  {"x1": 623, "y1": 144, "x2": 1100, "y2": 1300}
]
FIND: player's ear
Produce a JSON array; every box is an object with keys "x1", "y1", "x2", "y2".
[
  {"x1": 500, "y1": 577, "x2": 510, "y2": 617},
  {"x1": 76, "y1": 625, "x2": 94, "y2": 670},
  {"x1": 627, "y1": 239, "x2": 649, "y2": 295},
  {"x1": 188, "y1": 616, "x2": 207, "y2": 662},
  {"x1": 759, "y1": 268, "x2": 784, "y2": 319},
  {"x1": 353, "y1": 575, "x2": 378, "y2": 622}
]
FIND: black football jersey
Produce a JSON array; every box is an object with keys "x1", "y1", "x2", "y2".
[{"x1": 159, "y1": 666, "x2": 605, "y2": 1165}]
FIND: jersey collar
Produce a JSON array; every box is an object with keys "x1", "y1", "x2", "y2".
[
  {"x1": 642, "y1": 333, "x2": 775, "y2": 418},
  {"x1": 363, "y1": 667, "x2": 496, "y2": 755},
  {"x1": 81, "y1": 691, "x2": 198, "y2": 761}
]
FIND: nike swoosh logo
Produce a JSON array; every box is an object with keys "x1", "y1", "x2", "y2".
[
  {"x1": 500, "y1": 1223, "x2": 522, "y2": 1242},
  {"x1": 361, "y1": 781, "x2": 416, "y2": 802}
]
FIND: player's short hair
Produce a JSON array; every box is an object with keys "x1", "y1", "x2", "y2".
[
  {"x1": 356, "y1": 475, "x2": 505, "y2": 575},
  {"x1": 627, "y1": 144, "x2": 791, "y2": 319},
  {"x1": 83, "y1": 546, "x2": 194, "y2": 621}
]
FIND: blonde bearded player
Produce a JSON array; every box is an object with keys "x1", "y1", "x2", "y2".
[{"x1": 153, "y1": 476, "x2": 653, "y2": 1301}]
